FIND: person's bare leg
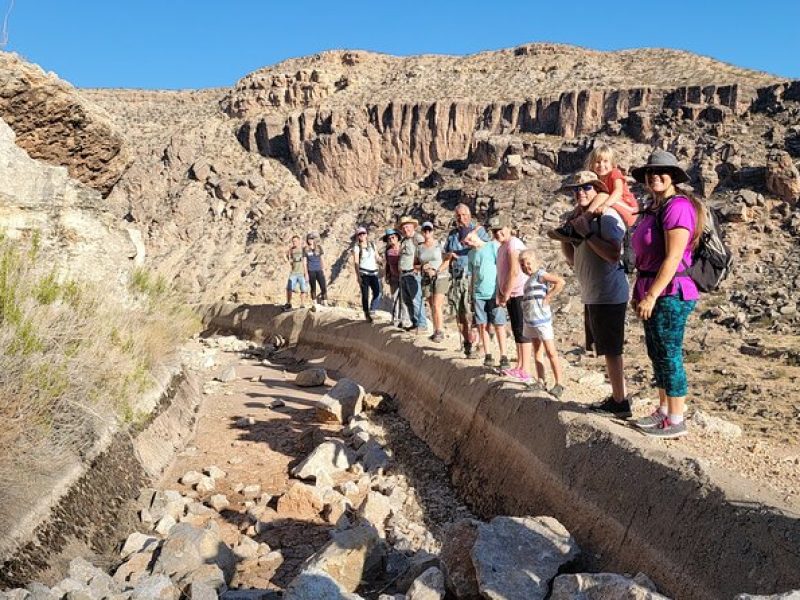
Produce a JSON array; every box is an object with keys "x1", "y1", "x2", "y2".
[
  {"x1": 478, "y1": 324, "x2": 490, "y2": 355},
  {"x1": 604, "y1": 354, "x2": 626, "y2": 402},
  {"x1": 433, "y1": 294, "x2": 444, "y2": 332},
  {"x1": 494, "y1": 324, "x2": 507, "y2": 357},
  {"x1": 667, "y1": 395, "x2": 686, "y2": 418},
  {"x1": 543, "y1": 339, "x2": 563, "y2": 385},
  {"x1": 532, "y1": 339, "x2": 546, "y2": 383},
  {"x1": 519, "y1": 342, "x2": 533, "y2": 377}
]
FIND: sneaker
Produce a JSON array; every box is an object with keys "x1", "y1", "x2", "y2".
[
  {"x1": 431, "y1": 330, "x2": 444, "y2": 343},
  {"x1": 643, "y1": 418, "x2": 688, "y2": 439},
  {"x1": 464, "y1": 342, "x2": 474, "y2": 358},
  {"x1": 528, "y1": 379, "x2": 545, "y2": 390},
  {"x1": 498, "y1": 355, "x2": 511, "y2": 369},
  {"x1": 483, "y1": 354, "x2": 495, "y2": 367},
  {"x1": 590, "y1": 396, "x2": 633, "y2": 419},
  {"x1": 549, "y1": 384, "x2": 565, "y2": 398},
  {"x1": 502, "y1": 367, "x2": 521, "y2": 378},
  {"x1": 546, "y1": 223, "x2": 584, "y2": 243},
  {"x1": 282, "y1": 303, "x2": 292, "y2": 311},
  {"x1": 635, "y1": 409, "x2": 667, "y2": 429}
]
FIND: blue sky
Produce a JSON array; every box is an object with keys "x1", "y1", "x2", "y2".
[{"x1": 5, "y1": 0, "x2": 799, "y2": 89}]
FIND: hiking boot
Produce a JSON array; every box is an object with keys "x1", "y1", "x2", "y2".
[
  {"x1": 498, "y1": 355, "x2": 511, "y2": 369},
  {"x1": 643, "y1": 418, "x2": 688, "y2": 439},
  {"x1": 635, "y1": 409, "x2": 667, "y2": 429},
  {"x1": 282, "y1": 303, "x2": 292, "y2": 311},
  {"x1": 546, "y1": 223, "x2": 584, "y2": 244},
  {"x1": 549, "y1": 383, "x2": 565, "y2": 398},
  {"x1": 590, "y1": 396, "x2": 633, "y2": 419},
  {"x1": 483, "y1": 354, "x2": 495, "y2": 367},
  {"x1": 431, "y1": 330, "x2": 445, "y2": 343},
  {"x1": 464, "y1": 342, "x2": 474, "y2": 358}
]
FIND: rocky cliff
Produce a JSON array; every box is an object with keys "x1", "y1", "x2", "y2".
[{"x1": 0, "y1": 53, "x2": 131, "y2": 197}]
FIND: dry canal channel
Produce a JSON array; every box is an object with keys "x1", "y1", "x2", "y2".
[{"x1": 1, "y1": 303, "x2": 799, "y2": 600}]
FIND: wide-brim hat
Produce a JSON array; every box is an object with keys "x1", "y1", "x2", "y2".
[
  {"x1": 561, "y1": 170, "x2": 609, "y2": 193},
  {"x1": 398, "y1": 216, "x2": 419, "y2": 227},
  {"x1": 421, "y1": 221, "x2": 434, "y2": 231},
  {"x1": 382, "y1": 228, "x2": 398, "y2": 242},
  {"x1": 631, "y1": 149, "x2": 690, "y2": 184}
]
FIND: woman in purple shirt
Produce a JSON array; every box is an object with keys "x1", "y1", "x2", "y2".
[{"x1": 630, "y1": 150, "x2": 705, "y2": 439}]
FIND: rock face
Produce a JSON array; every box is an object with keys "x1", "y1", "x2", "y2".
[
  {"x1": 244, "y1": 83, "x2": 760, "y2": 200},
  {"x1": 471, "y1": 516, "x2": 580, "y2": 600},
  {"x1": 0, "y1": 52, "x2": 130, "y2": 196}
]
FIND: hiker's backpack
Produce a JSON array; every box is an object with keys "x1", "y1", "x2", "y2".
[
  {"x1": 621, "y1": 214, "x2": 641, "y2": 275},
  {"x1": 631, "y1": 196, "x2": 734, "y2": 292},
  {"x1": 682, "y1": 204, "x2": 733, "y2": 292}
]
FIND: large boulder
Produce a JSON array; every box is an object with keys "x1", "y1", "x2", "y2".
[
  {"x1": 276, "y1": 480, "x2": 326, "y2": 520},
  {"x1": 295, "y1": 368, "x2": 327, "y2": 387},
  {"x1": 290, "y1": 525, "x2": 382, "y2": 593},
  {"x1": 471, "y1": 516, "x2": 580, "y2": 600},
  {"x1": 766, "y1": 150, "x2": 800, "y2": 203},
  {"x1": 316, "y1": 378, "x2": 365, "y2": 423},
  {"x1": 291, "y1": 440, "x2": 355, "y2": 481},
  {"x1": 550, "y1": 572, "x2": 670, "y2": 599},
  {"x1": 153, "y1": 523, "x2": 236, "y2": 584}
]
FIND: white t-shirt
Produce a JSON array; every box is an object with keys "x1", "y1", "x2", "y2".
[{"x1": 353, "y1": 242, "x2": 379, "y2": 274}]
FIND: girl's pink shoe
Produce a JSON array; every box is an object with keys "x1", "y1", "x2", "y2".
[{"x1": 502, "y1": 367, "x2": 521, "y2": 377}]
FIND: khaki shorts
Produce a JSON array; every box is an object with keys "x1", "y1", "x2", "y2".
[{"x1": 422, "y1": 274, "x2": 451, "y2": 299}]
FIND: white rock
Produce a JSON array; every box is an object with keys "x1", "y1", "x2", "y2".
[
  {"x1": 205, "y1": 466, "x2": 227, "y2": 480},
  {"x1": 242, "y1": 484, "x2": 262, "y2": 499},
  {"x1": 121, "y1": 532, "x2": 159, "y2": 558},
  {"x1": 208, "y1": 494, "x2": 230, "y2": 512},
  {"x1": 294, "y1": 367, "x2": 327, "y2": 387},
  {"x1": 155, "y1": 514, "x2": 177, "y2": 535},
  {"x1": 216, "y1": 366, "x2": 236, "y2": 383},
  {"x1": 292, "y1": 440, "x2": 355, "y2": 481},
  {"x1": 195, "y1": 476, "x2": 216, "y2": 493},
  {"x1": 233, "y1": 536, "x2": 260, "y2": 560},
  {"x1": 180, "y1": 470, "x2": 204, "y2": 486}
]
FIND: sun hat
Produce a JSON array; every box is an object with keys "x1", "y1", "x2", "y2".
[
  {"x1": 561, "y1": 171, "x2": 609, "y2": 193},
  {"x1": 487, "y1": 214, "x2": 511, "y2": 230},
  {"x1": 421, "y1": 221, "x2": 434, "y2": 231},
  {"x1": 355, "y1": 226, "x2": 367, "y2": 235},
  {"x1": 631, "y1": 149, "x2": 690, "y2": 184},
  {"x1": 306, "y1": 231, "x2": 318, "y2": 240},
  {"x1": 398, "y1": 215, "x2": 419, "y2": 227},
  {"x1": 382, "y1": 228, "x2": 398, "y2": 242}
]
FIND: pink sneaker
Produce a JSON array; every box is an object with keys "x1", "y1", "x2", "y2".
[{"x1": 502, "y1": 368, "x2": 521, "y2": 378}]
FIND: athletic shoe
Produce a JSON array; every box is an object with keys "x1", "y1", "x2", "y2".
[
  {"x1": 549, "y1": 384, "x2": 565, "y2": 398},
  {"x1": 498, "y1": 355, "x2": 511, "y2": 369},
  {"x1": 464, "y1": 342, "x2": 475, "y2": 358},
  {"x1": 546, "y1": 223, "x2": 584, "y2": 244},
  {"x1": 643, "y1": 418, "x2": 688, "y2": 439},
  {"x1": 590, "y1": 396, "x2": 633, "y2": 419},
  {"x1": 483, "y1": 354, "x2": 495, "y2": 367},
  {"x1": 635, "y1": 409, "x2": 667, "y2": 429},
  {"x1": 282, "y1": 303, "x2": 292, "y2": 311},
  {"x1": 502, "y1": 367, "x2": 522, "y2": 378},
  {"x1": 528, "y1": 379, "x2": 545, "y2": 390},
  {"x1": 431, "y1": 330, "x2": 444, "y2": 343}
]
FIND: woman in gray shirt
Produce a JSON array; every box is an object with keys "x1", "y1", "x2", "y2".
[{"x1": 417, "y1": 221, "x2": 450, "y2": 342}]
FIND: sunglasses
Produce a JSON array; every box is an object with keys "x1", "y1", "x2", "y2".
[
  {"x1": 645, "y1": 168, "x2": 673, "y2": 178},
  {"x1": 573, "y1": 184, "x2": 594, "y2": 193}
]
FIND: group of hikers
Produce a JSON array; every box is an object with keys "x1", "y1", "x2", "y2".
[{"x1": 283, "y1": 147, "x2": 716, "y2": 440}]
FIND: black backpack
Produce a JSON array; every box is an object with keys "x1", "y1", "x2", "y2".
[{"x1": 631, "y1": 196, "x2": 733, "y2": 293}]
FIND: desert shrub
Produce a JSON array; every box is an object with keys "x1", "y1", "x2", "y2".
[{"x1": 0, "y1": 235, "x2": 200, "y2": 532}]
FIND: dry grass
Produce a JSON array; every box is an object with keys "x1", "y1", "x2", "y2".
[{"x1": 0, "y1": 234, "x2": 200, "y2": 532}]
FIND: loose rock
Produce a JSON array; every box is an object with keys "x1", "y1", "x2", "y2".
[
  {"x1": 291, "y1": 440, "x2": 355, "y2": 481},
  {"x1": 471, "y1": 516, "x2": 580, "y2": 600},
  {"x1": 294, "y1": 367, "x2": 327, "y2": 387}
]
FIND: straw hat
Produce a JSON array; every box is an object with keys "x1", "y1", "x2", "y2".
[{"x1": 561, "y1": 171, "x2": 609, "y2": 193}]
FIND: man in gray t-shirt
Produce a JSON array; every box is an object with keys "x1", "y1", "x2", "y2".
[{"x1": 561, "y1": 171, "x2": 630, "y2": 418}]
